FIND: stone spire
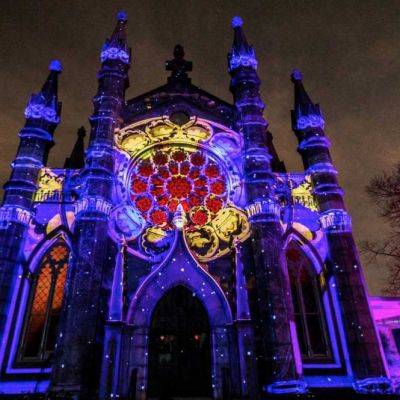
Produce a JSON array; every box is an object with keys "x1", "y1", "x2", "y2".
[
  {"x1": 3, "y1": 60, "x2": 62, "y2": 208},
  {"x1": 290, "y1": 69, "x2": 324, "y2": 132},
  {"x1": 228, "y1": 16, "x2": 273, "y2": 199},
  {"x1": 290, "y1": 70, "x2": 389, "y2": 383},
  {"x1": 49, "y1": 12, "x2": 131, "y2": 398},
  {"x1": 24, "y1": 60, "x2": 62, "y2": 125},
  {"x1": 64, "y1": 126, "x2": 86, "y2": 169},
  {"x1": 100, "y1": 10, "x2": 130, "y2": 65},
  {"x1": 228, "y1": 16, "x2": 257, "y2": 71},
  {"x1": 0, "y1": 60, "x2": 63, "y2": 374},
  {"x1": 228, "y1": 18, "x2": 301, "y2": 393}
]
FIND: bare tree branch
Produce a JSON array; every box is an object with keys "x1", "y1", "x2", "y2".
[{"x1": 363, "y1": 162, "x2": 400, "y2": 294}]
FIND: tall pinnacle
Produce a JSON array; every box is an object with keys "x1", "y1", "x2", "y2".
[
  {"x1": 231, "y1": 16, "x2": 249, "y2": 51},
  {"x1": 64, "y1": 126, "x2": 86, "y2": 169},
  {"x1": 291, "y1": 69, "x2": 324, "y2": 131},
  {"x1": 24, "y1": 60, "x2": 62, "y2": 124},
  {"x1": 100, "y1": 10, "x2": 130, "y2": 64},
  {"x1": 228, "y1": 16, "x2": 258, "y2": 71},
  {"x1": 291, "y1": 69, "x2": 314, "y2": 107}
]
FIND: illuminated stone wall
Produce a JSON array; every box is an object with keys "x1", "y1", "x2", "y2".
[{"x1": 0, "y1": 12, "x2": 394, "y2": 400}]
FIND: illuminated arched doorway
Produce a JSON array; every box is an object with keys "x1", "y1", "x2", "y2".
[{"x1": 147, "y1": 286, "x2": 212, "y2": 398}]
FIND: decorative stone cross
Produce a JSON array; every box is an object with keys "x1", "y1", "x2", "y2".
[{"x1": 165, "y1": 44, "x2": 193, "y2": 81}]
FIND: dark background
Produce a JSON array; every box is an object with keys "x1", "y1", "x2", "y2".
[{"x1": 1, "y1": 0, "x2": 399, "y2": 294}]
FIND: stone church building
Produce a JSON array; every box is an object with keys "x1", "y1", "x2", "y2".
[{"x1": 0, "y1": 11, "x2": 398, "y2": 399}]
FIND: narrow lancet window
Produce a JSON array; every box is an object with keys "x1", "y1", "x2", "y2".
[
  {"x1": 20, "y1": 237, "x2": 70, "y2": 360},
  {"x1": 287, "y1": 243, "x2": 331, "y2": 362}
]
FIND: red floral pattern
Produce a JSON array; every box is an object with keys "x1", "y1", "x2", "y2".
[
  {"x1": 137, "y1": 161, "x2": 154, "y2": 177},
  {"x1": 136, "y1": 196, "x2": 152, "y2": 212},
  {"x1": 205, "y1": 163, "x2": 220, "y2": 179},
  {"x1": 153, "y1": 151, "x2": 168, "y2": 165},
  {"x1": 206, "y1": 196, "x2": 223, "y2": 213},
  {"x1": 131, "y1": 179, "x2": 147, "y2": 194},
  {"x1": 172, "y1": 150, "x2": 186, "y2": 162},
  {"x1": 191, "y1": 209, "x2": 209, "y2": 226},
  {"x1": 210, "y1": 181, "x2": 225, "y2": 195},
  {"x1": 150, "y1": 209, "x2": 168, "y2": 226},
  {"x1": 190, "y1": 152, "x2": 206, "y2": 166},
  {"x1": 130, "y1": 148, "x2": 227, "y2": 228},
  {"x1": 166, "y1": 177, "x2": 192, "y2": 199}
]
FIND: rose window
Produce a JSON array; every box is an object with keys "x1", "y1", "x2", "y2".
[{"x1": 130, "y1": 148, "x2": 228, "y2": 229}]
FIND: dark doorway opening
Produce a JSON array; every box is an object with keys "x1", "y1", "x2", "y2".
[{"x1": 147, "y1": 286, "x2": 212, "y2": 399}]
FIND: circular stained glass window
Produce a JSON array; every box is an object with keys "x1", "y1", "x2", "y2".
[{"x1": 130, "y1": 147, "x2": 228, "y2": 229}]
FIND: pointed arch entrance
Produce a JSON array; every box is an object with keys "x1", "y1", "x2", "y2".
[
  {"x1": 147, "y1": 286, "x2": 212, "y2": 398},
  {"x1": 118, "y1": 234, "x2": 235, "y2": 400}
]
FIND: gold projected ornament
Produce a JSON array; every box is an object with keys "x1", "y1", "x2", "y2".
[
  {"x1": 185, "y1": 205, "x2": 250, "y2": 262},
  {"x1": 117, "y1": 117, "x2": 213, "y2": 155},
  {"x1": 291, "y1": 175, "x2": 318, "y2": 212},
  {"x1": 33, "y1": 168, "x2": 65, "y2": 202},
  {"x1": 116, "y1": 116, "x2": 248, "y2": 263}
]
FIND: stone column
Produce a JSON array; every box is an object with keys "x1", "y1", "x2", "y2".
[
  {"x1": 0, "y1": 61, "x2": 61, "y2": 362},
  {"x1": 49, "y1": 12, "x2": 131, "y2": 398},
  {"x1": 291, "y1": 69, "x2": 389, "y2": 390},
  {"x1": 228, "y1": 16, "x2": 301, "y2": 393}
]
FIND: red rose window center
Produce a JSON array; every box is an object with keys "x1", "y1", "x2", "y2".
[
  {"x1": 130, "y1": 148, "x2": 227, "y2": 229},
  {"x1": 167, "y1": 177, "x2": 192, "y2": 199}
]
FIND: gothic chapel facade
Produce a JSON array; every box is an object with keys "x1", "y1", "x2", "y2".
[{"x1": 0, "y1": 11, "x2": 397, "y2": 399}]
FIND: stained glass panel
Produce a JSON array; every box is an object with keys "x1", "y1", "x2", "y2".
[
  {"x1": 130, "y1": 148, "x2": 228, "y2": 230},
  {"x1": 21, "y1": 237, "x2": 70, "y2": 360}
]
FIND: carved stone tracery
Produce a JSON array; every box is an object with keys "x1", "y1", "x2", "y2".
[{"x1": 114, "y1": 117, "x2": 249, "y2": 262}]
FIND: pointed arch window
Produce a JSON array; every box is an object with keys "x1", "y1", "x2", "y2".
[
  {"x1": 19, "y1": 237, "x2": 70, "y2": 361},
  {"x1": 287, "y1": 243, "x2": 332, "y2": 362}
]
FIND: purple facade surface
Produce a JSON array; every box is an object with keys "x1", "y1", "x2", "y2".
[{"x1": 0, "y1": 11, "x2": 396, "y2": 400}]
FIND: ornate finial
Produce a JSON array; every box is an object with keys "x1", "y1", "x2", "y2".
[
  {"x1": 49, "y1": 59, "x2": 62, "y2": 73},
  {"x1": 117, "y1": 10, "x2": 128, "y2": 23},
  {"x1": 228, "y1": 16, "x2": 257, "y2": 71},
  {"x1": 172, "y1": 203, "x2": 187, "y2": 230},
  {"x1": 291, "y1": 68, "x2": 303, "y2": 82},
  {"x1": 232, "y1": 16, "x2": 243, "y2": 29},
  {"x1": 24, "y1": 60, "x2": 61, "y2": 124},
  {"x1": 100, "y1": 11, "x2": 130, "y2": 64},
  {"x1": 291, "y1": 68, "x2": 325, "y2": 130},
  {"x1": 166, "y1": 45, "x2": 193, "y2": 82}
]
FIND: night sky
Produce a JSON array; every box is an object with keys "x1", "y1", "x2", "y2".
[{"x1": 1, "y1": 1, "x2": 399, "y2": 294}]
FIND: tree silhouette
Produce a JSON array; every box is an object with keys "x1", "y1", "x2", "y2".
[{"x1": 362, "y1": 163, "x2": 400, "y2": 294}]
